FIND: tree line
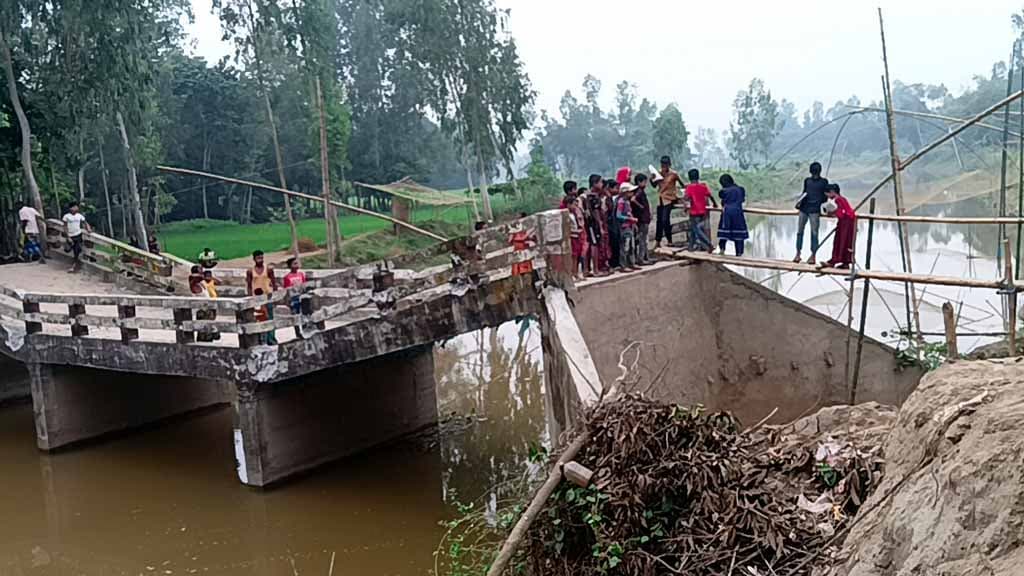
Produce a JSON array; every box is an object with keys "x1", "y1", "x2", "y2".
[{"x1": 0, "y1": 0, "x2": 533, "y2": 257}]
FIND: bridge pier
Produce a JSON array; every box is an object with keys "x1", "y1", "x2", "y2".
[
  {"x1": 27, "y1": 364, "x2": 232, "y2": 451},
  {"x1": 232, "y1": 344, "x2": 437, "y2": 488},
  {"x1": 0, "y1": 356, "x2": 30, "y2": 405}
]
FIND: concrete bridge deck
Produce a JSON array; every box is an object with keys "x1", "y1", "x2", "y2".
[{"x1": 0, "y1": 211, "x2": 599, "y2": 487}]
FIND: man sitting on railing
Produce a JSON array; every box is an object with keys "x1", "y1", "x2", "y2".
[
  {"x1": 62, "y1": 202, "x2": 90, "y2": 273},
  {"x1": 19, "y1": 200, "x2": 44, "y2": 263}
]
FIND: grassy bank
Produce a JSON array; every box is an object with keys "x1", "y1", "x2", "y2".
[
  {"x1": 157, "y1": 189, "x2": 547, "y2": 262},
  {"x1": 159, "y1": 207, "x2": 474, "y2": 261}
]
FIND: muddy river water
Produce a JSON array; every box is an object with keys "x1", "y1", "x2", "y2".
[
  {"x1": 0, "y1": 322, "x2": 546, "y2": 576},
  {"x1": 0, "y1": 195, "x2": 1011, "y2": 575}
]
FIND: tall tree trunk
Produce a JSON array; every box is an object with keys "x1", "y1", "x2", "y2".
[
  {"x1": 120, "y1": 183, "x2": 128, "y2": 240},
  {"x1": 476, "y1": 145, "x2": 493, "y2": 222},
  {"x1": 263, "y1": 92, "x2": 299, "y2": 257},
  {"x1": 47, "y1": 150, "x2": 59, "y2": 217},
  {"x1": 462, "y1": 148, "x2": 480, "y2": 221},
  {"x1": 489, "y1": 128, "x2": 520, "y2": 200},
  {"x1": 316, "y1": 77, "x2": 336, "y2": 266},
  {"x1": 98, "y1": 145, "x2": 113, "y2": 237},
  {"x1": 116, "y1": 111, "x2": 149, "y2": 248},
  {"x1": 201, "y1": 132, "x2": 210, "y2": 220},
  {"x1": 0, "y1": 29, "x2": 43, "y2": 216}
]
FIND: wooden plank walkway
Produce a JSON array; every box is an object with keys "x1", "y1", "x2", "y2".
[{"x1": 656, "y1": 248, "x2": 1024, "y2": 291}]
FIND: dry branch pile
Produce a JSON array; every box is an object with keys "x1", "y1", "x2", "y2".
[{"x1": 523, "y1": 395, "x2": 886, "y2": 575}]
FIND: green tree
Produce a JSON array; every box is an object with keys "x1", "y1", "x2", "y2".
[
  {"x1": 652, "y1": 104, "x2": 690, "y2": 166},
  {"x1": 729, "y1": 77, "x2": 780, "y2": 169}
]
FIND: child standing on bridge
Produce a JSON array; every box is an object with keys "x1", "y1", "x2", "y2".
[
  {"x1": 820, "y1": 183, "x2": 857, "y2": 269},
  {"x1": 716, "y1": 174, "x2": 748, "y2": 257},
  {"x1": 684, "y1": 169, "x2": 717, "y2": 252}
]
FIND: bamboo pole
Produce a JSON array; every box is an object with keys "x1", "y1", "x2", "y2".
[
  {"x1": 1005, "y1": 237, "x2": 1018, "y2": 357},
  {"x1": 657, "y1": 249, "x2": 1024, "y2": 290},
  {"x1": 263, "y1": 92, "x2": 300, "y2": 258},
  {"x1": 316, "y1": 77, "x2": 336, "y2": 267},
  {"x1": 1018, "y1": 39, "x2": 1024, "y2": 280},
  {"x1": 707, "y1": 206, "x2": 1024, "y2": 225},
  {"x1": 850, "y1": 199, "x2": 876, "y2": 404},
  {"x1": 941, "y1": 302, "x2": 959, "y2": 359},
  {"x1": 999, "y1": 43, "x2": 1016, "y2": 267},
  {"x1": 156, "y1": 166, "x2": 448, "y2": 242},
  {"x1": 485, "y1": 431, "x2": 590, "y2": 576},
  {"x1": 879, "y1": 15, "x2": 922, "y2": 347}
]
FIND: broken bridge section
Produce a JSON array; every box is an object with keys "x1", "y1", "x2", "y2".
[{"x1": 0, "y1": 210, "x2": 600, "y2": 487}]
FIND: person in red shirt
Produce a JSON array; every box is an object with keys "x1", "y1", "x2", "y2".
[
  {"x1": 684, "y1": 169, "x2": 717, "y2": 252},
  {"x1": 820, "y1": 183, "x2": 857, "y2": 269}
]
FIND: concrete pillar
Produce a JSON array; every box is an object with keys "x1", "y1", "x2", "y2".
[
  {"x1": 0, "y1": 356, "x2": 30, "y2": 405},
  {"x1": 28, "y1": 363, "x2": 232, "y2": 451},
  {"x1": 233, "y1": 344, "x2": 438, "y2": 487}
]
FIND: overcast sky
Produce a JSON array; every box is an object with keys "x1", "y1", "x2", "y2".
[{"x1": 186, "y1": 0, "x2": 1024, "y2": 134}]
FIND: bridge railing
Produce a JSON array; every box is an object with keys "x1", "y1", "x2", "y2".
[
  {"x1": 2, "y1": 210, "x2": 572, "y2": 351},
  {"x1": 45, "y1": 219, "x2": 188, "y2": 293}
]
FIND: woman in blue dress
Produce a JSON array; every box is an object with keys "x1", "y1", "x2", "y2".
[{"x1": 716, "y1": 173, "x2": 748, "y2": 256}]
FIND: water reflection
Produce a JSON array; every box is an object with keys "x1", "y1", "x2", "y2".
[
  {"x1": 733, "y1": 194, "x2": 1012, "y2": 352},
  {"x1": 0, "y1": 320, "x2": 546, "y2": 575}
]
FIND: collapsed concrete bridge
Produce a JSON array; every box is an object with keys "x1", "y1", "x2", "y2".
[{"x1": 0, "y1": 210, "x2": 921, "y2": 487}]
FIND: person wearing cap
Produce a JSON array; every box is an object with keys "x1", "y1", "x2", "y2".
[
  {"x1": 655, "y1": 155, "x2": 684, "y2": 247},
  {"x1": 616, "y1": 183, "x2": 641, "y2": 271}
]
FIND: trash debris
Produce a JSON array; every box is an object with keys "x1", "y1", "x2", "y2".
[{"x1": 522, "y1": 394, "x2": 887, "y2": 575}]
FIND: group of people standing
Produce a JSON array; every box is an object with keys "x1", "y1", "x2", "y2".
[
  {"x1": 559, "y1": 156, "x2": 753, "y2": 278},
  {"x1": 557, "y1": 157, "x2": 859, "y2": 278}
]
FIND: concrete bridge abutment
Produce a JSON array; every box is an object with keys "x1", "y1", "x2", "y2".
[
  {"x1": 232, "y1": 344, "x2": 438, "y2": 488},
  {"x1": 27, "y1": 363, "x2": 233, "y2": 451}
]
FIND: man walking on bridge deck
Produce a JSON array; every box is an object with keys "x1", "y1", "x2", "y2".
[{"x1": 62, "y1": 202, "x2": 90, "y2": 273}]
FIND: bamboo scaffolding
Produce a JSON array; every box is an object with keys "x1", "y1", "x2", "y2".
[
  {"x1": 657, "y1": 248, "x2": 1024, "y2": 291},
  {"x1": 842, "y1": 104, "x2": 1024, "y2": 141},
  {"x1": 850, "y1": 199, "x2": 876, "y2": 404},
  {"x1": 707, "y1": 206, "x2": 1024, "y2": 225},
  {"x1": 156, "y1": 166, "x2": 448, "y2": 242}
]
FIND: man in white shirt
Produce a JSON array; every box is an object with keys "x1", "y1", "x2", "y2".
[
  {"x1": 62, "y1": 202, "x2": 91, "y2": 272},
  {"x1": 18, "y1": 201, "x2": 44, "y2": 263}
]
